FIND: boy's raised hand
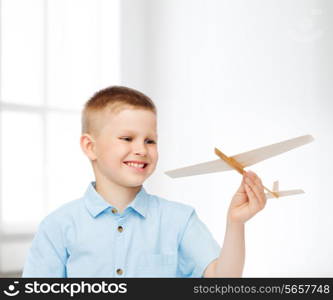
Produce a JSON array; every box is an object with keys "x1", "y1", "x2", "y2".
[{"x1": 227, "y1": 171, "x2": 267, "y2": 224}]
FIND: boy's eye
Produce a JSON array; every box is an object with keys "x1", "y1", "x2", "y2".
[
  {"x1": 145, "y1": 139, "x2": 156, "y2": 144},
  {"x1": 120, "y1": 137, "x2": 132, "y2": 142},
  {"x1": 119, "y1": 137, "x2": 156, "y2": 144}
]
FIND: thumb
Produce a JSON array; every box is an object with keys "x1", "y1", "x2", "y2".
[{"x1": 236, "y1": 173, "x2": 246, "y2": 194}]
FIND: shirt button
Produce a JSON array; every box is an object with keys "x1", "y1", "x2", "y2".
[
  {"x1": 116, "y1": 268, "x2": 123, "y2": 275},
  {"x1": 111, "y1": 208, "x2": 118, "y2": 214},
  {"x1": 117, "y1": 226, "x2": 123, "y2": 233}
]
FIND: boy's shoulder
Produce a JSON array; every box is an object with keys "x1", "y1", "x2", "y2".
[
  {"x1": 146, "y1": 191, "x2": 195, "y2": 219},
  {"x1": 39, "y1": 197, "x2": 85, "y2": 228},
  {"x1": 39, "y1": 188, "x2": 196, "y2": 227}
]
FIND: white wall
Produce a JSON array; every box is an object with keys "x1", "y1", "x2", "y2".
[
  {"x1": 0, "y1": 0, "x2": 120, "y2": 274},
  {"x1": 121, "y1": 0, "x2": 333, "y2": 276}
]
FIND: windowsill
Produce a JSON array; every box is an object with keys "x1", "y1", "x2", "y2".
[
  {"x1": 1, "y1": 222, "x2": 38, "y2": 237},
  {"x1": 0, "y1": 271, "x2": 22, "y2": 278}
]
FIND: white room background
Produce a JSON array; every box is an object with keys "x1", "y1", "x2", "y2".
[
  {"x1": 124, "y1": 0, "x2": 333, "y2": 277},
  {"x1": 1, "y1": 0, "x2": 332, "y2": 276},
  {"x1": 0, "y1": 0, "x2": 120, "y2": 273}
]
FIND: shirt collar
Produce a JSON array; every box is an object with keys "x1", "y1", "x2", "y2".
[{"x1": 84, "y1": 182, "x2": 148, "y2": 218}]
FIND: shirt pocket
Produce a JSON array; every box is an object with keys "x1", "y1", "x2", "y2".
[{"x1": 136, "y1": 253, "x2": 177, "y2": 277}]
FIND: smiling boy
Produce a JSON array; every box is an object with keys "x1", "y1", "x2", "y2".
[{"x1": 22, "y1": 86, "x2": 266, "y2": 278}]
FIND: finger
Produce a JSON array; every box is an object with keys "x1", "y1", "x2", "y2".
[
  {"x1": 244, "y1": 181, "x2": 259, "y2": 211},
  {"x1": 236, "y1": 172, "x2": 247, "y2": 194},
  {"x1": 246, "y1": 171, "x2": 266, "y2": 209},
  {"x1": 244, "y1": 172, "x2": 263, "y2": 209},
  {"x1": 248, "y1": 171, "x2": 267, "y2": 207}
]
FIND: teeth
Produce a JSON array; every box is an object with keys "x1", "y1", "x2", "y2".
[{"x1": 125, "y1": 162, "x2": 145, "y2": 168}]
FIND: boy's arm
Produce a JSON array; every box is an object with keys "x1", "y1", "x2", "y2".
[
  {"x1": 22, "y1": 219, "x2": 67, "y2": 277},
  {"x1": 204, "y1": 221, "x2": 244, "y2": 277},
  {"x1": 204, "y1": 170, "x2": 266, "y2": 277}
]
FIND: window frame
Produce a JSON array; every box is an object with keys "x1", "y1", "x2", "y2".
[{"x1": 0, "y1": 0, "x2": 81, "y2": 238}]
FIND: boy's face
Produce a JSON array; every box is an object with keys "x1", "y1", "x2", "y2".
[{"x1": 89, "y1": 107, "x2": 158, "y2": 188}]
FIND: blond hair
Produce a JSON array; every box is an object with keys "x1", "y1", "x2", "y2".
[{"x1": 82, "y1": 86, "x2": 157, "y2": 135}]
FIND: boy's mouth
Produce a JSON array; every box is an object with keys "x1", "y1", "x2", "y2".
[{"x1": 123, "y1": 161, "x2": 148, "y2": 171}]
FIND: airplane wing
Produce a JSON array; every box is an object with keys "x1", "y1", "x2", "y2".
[
  {"x1": 265, "y1": 189, "x2": 304, "y2": 199},
  {"x1": 165, "y1": 134, "x2": 314, "y2": 178},
  {"x1": 164, "y1": 159, "x2": 232, "y2": 178},
  {"x1": 231, "y1": 134, "x2": 314, "y2": 167}
]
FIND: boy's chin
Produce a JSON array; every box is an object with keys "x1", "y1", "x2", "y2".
[
  {"x1": 123, "y1": 183, "x2": 144, "y2": 189},
  {"x1": 121, "y1": 178, "x2": 146, "y2": 188},
  {"x1": 115, "y1": 171, "x2": 152, "y2": 188}
]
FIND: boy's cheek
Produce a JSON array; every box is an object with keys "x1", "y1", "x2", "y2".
[
  {"x1": 149, "y1": 159, "x2": 158, "y2": 173},
  {"x1": 153, "y1": 148, "x2": 159, "y2": 161},
  {"x1": 149, "y1": 157, "x2": 158, "y2": 171}
]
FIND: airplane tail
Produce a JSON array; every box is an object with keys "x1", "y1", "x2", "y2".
[
  {"x1": 272, "y1": 181, "x2": 279, "y2": 192},
  {"x1": 265, "y1": 181, "x2": 304, "y2": 199}
]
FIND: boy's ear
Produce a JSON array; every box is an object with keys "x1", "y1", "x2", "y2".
[{"x1": 80, "y1": 134, "x2": 97, "y2": 161}]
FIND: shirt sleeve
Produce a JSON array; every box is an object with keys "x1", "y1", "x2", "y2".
[
  {"x1": 178, "y1": 210, "x2": 220, "y2": 277},
  {"x1": 22, "y1": 219, "x2": 68, "y2": 277}
]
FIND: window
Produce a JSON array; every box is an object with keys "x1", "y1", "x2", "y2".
[{"x1": 0, "y1": 0, "x2": 120, "y2": 235}]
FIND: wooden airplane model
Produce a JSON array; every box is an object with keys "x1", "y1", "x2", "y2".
[{"x1": 165, "y1": 135, "x2": 314, "y2": 199}]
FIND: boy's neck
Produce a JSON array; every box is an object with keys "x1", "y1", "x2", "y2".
[{"x1": 95, "y1": 178, "x2": 142, "y2": 213}]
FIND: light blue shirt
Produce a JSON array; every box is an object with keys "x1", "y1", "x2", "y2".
[{"x1": 22, "y1": 182, "x2": 220, "y2": 277}]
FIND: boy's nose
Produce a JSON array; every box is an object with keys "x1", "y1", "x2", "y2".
[{"x1": 133, "y1": 144, "x2": 148, "y2": 156}]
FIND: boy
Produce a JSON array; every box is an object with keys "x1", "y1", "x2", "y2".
[{"x1": 22, "y1": 86, "x2": 267, "y2": 277}]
